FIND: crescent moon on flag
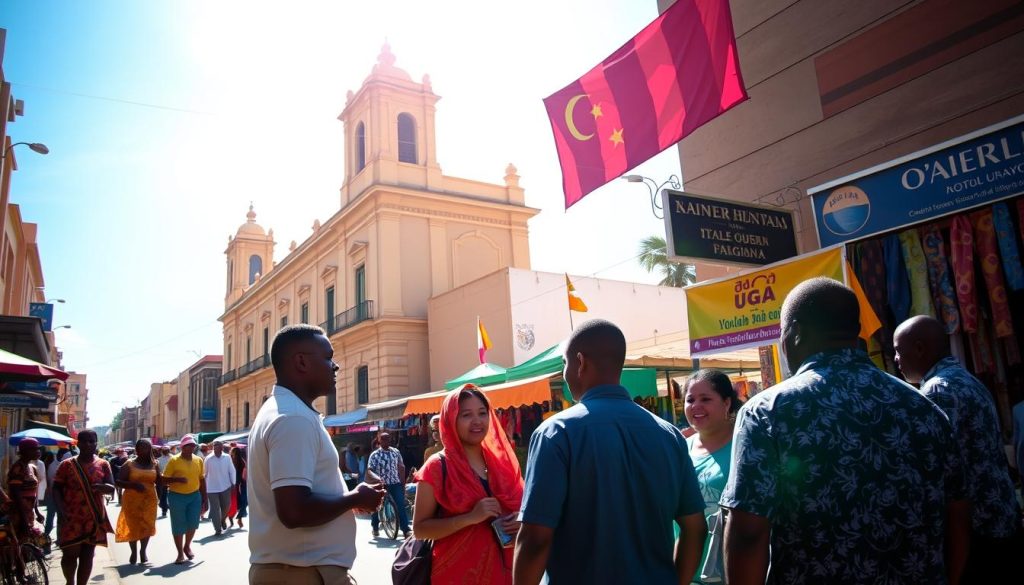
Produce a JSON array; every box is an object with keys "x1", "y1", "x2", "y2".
[{"x1": 564, "y1": 94, "x2": 594, "y2": 141}]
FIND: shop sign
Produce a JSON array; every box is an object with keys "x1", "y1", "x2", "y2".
[
  {"x1": 662, "y1": 190, "x2": 797, "y2": 265},
  {"x1": 685, "y1": 247, "x2": 844, "y2": 356},
  {"x1": 810, "y1": 116, "x2": 1024, "y2": 247},
  {"x1": 29, "y1": 303, "x2": 54, "y2": 332},
  {"x1": 7, "y1": 382, "x2": 59, "y2": 398},
  {"x1": 0, "y1": 394, "x2": 51, "y2": 408},
  {"x1": 345, "y1": 424, "x2": 379, "y2": 433},
  {"x1": 199, "y1": 408, "x2": 216, "y2": 422}
]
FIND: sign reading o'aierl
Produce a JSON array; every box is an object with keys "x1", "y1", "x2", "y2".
[{"x1": 661, "y1": 190, "x2": 797, "y2": 266}]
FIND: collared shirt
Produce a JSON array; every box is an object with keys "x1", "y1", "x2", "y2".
[
  {"x1": 919, "y1": 356, "x2": 1021, "y2": 538},
  {"x1": 519, "y1": 384, "x2": 704, "y2": 584},
  {"x1": 164, "y1": 454, "x2": 204, "y2": 495},
  {"x1": 367, "y1": 447, "x2": 404, "y2": 486},
  {"x1": 722, "y1": 349, "x2": 966, "y2": 585},
  {"x1": 248, "y1": 385, "x2": 355, "y2": 568},
  {"x1": 204, "y1": 452, "x2": 236, "y2": 494}
]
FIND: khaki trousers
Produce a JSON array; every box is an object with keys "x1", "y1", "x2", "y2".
[{"x1": 249, "y1": 563, "x2": 357, "y2": 585}]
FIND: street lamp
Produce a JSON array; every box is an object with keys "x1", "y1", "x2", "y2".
[
  {"x1": 3, "y1": 142, "x2": 49, "y2": 158},
  {"x1": 54, "y1": 324, "x2": 71, "y2": 330},
  {"x1": 621, "y1": 174, "x2": 681, "y2": 219},
  {"x1": 46, "y1": 298, "x2": 66, "y2": 304}
]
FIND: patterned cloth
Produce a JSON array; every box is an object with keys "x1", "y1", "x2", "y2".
[
  {"x1": 992, "y1": 202, "x2": 1024, "y2": 291},
  {"x1": 53, "y1": 457, "x2": 114, "y2": 548},
  {"x1": 115, "y1": 463, "x2": 158, "y2": 542},
  {"x1": 883, "y1": 234, "x2": 911, "y2": 324},
  {"x1": 366, "y1": 447, "x2": 404, "y2": 485},
  {"x1": 721, "y1": 349, "x2": 966, "y2": 585},
  {"x1": 898, "y1": 229, "x2": 936, "y2": 319},
  {"x1": 950, "y1": 216, "x2": 978, "y2": 333},
  {"x1": 919, "y1": 357, "x2": 1021, "y2": 538},
  {"x1": 855, "y1": 239, "x2": 890, "y2": 332},
  {"x1": 920, "y1": 225, "x2": 960, "y2": 334},
  {"x1": 6, "y1": 460, "x2": 41, "y2": 540},
  {"x1": 972, "y1": 210, "x2": 1014, "y2": 338}
]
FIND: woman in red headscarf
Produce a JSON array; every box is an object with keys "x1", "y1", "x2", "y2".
[{"x1": 413, "y1": 385, "x2": 524, "y2": 584}]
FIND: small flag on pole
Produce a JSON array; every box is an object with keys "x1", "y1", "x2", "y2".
[
  {"x1": 544, "y1": 0, "x2": 748, "y2": 208},
  {"x1": 566, "y1": 275, "x2": 589, "y2": 313},
  {"x1": 477, "y1": 317, "x2": 493, "y2": 364}
]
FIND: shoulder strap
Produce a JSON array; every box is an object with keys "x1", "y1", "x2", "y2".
[
  {"x1": 71, "y1": 458, "x2": 108, "y2": 527},
  {"x1": 439, "y1": 453, "x2": 447, "y2": 487}
]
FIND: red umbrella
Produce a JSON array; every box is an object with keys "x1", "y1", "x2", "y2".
[{"x1": 0, "y1": 348, "x2": 69, "y2": 381}]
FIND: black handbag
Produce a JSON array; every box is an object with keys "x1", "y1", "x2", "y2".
[{"x1": 392, "y1": 455, "x2": 446, "y2": 585}]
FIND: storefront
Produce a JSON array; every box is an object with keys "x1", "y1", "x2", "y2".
[{"x1": 808, "y1": 115, "x2": 1024, "y2": 429}]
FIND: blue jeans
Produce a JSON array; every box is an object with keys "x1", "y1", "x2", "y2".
[{"x1": 371, "y1": 483, "x2": 410, "y2": 534}]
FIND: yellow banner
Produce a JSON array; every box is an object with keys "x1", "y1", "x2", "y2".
[{"x1": 685, "y1": 247, "x2": 844, "y2": 356}]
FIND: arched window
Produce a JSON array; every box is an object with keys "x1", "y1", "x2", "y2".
[
  {"x1": 248, "y1": 254, "x2": 262, "y2": 285},
  {"x1": 355, "y1": 122, "x2": 366, "y2": 172},
  {"x1": 397, "y1": 113, "x2": 417, "y2": 164}
]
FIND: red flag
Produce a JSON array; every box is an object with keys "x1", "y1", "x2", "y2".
[{"x1": 545, "y1": 0, "x2": 747, "y2": 208}]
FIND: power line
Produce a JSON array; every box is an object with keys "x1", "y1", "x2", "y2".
[{"x1": 10, "y1": 81, "x2": 216, "y2": 116}]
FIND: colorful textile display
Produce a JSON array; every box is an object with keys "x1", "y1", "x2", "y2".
[
  {"x1": 950, "y1": 216, "x2": 978, "y2": 333},
  {"x1": 883, "y1": 234, "x2": 911, "y2": 324},
  {"x1": 992, "y1": 202, "x2": 1024, "y2": 291},
  {"x1": 897, "y1": 229, "x2": 936, "y2": 319},
  {"x1": 919, "y1": 225, "x2": 960, "y2": 334},
  {"x1": 855, "y1": 239, "x2": 890, "y2": 333},
  {"x1": 971, "y1": 210, "x2": 1014, "y2": 338}
]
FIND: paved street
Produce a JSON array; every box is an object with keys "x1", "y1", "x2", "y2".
[{"x1": 46, "y1": 504, "x2": 402, "y2": 585}]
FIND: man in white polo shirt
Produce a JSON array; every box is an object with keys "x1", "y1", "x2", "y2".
[
  {"x1": 248, "y1": 325, "x2": 385, "y2": 585},
  {"x1": 204, "y1": 440, "x2": 235, "y2": 535}
]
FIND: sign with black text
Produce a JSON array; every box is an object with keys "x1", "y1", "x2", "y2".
[{"x1": 662, "y1": 190, "x2": 797, "y2": 265}]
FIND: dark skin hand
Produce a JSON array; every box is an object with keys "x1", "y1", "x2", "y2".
[{"x1": 273, "y1": 482, "x2": 385, "y2": 529}]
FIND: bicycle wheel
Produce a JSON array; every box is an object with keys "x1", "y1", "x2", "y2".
[
  {"x1": 20, "y1": 544, "x2": 47, "y2": 585},
  {"x1": 380, "y1": 494, "x2": 399, "y2": 540}
]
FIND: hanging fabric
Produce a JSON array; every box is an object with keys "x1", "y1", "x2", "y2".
[
  {"x1": 992, "y1": 202, "x2": 1024, "y2": 291},
  {"x1": 897, "y1": 229, "x2": 937, "y2": 319},
  {"x1": 855, "y1": 240, "x2": 891, "y2": 332},
  {"x1": 883, "y1": 234, "x2": 912, "y2": 325},
  {"x1": 919, "y1": 225, "x2": 960, "y2": 334},
  {"x1": 950, "y1": 215, "x2": 978, "y2": 333},
  {"x1": 971, "y1": 209, "x2": 1015, "y2": 338},
  {"x1": 969, "y1": 306, "x2": 997, "y2": 374}
]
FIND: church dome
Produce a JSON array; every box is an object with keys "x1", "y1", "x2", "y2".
[{"x1": 236, "y1": 204, "x2": 266, "y2": 237}]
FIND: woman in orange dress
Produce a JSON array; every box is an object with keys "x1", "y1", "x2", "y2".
[
  {"x1": 413, "y1": 385, "x2": 524, "y2": 584},
  {"x1": 53, "y1": 429, "x2": 115, "y2": 585},
  {"x1": 114, "y1": 438, "x2": 160, "y2": 565}
]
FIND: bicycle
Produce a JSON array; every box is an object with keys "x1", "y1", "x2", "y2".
[
  {"x1": 0, "y1": 522, "x2": 48, "y2": 585},
  {"x1": 378, "y1": 492, "x2": 400, "y2": 540}
]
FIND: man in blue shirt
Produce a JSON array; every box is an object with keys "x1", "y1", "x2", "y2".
[
  {"x1": 723, "y1": 278, "x2": 971, "y2": 585},
  {"x1": 514, "y1": 319, "x2": 706, "y2": 585},
  {"x1": 895, "y1": 315, "x2": 1022, "y2": 585}
]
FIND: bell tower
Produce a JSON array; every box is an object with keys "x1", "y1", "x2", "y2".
[
  {"x1": 225, "y1": 204, "x2": 275, "y2": 306},
  {"x1": 338, "y1": 43, "x2": 443, "y2": 206}
]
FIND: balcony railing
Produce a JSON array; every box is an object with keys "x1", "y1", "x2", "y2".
[
  {"x1": 221, "y1": 369, "x2": 237, "y2": 385},
  {"x1": 320, "y1": 300, "x2": 375, "y2": 336}
]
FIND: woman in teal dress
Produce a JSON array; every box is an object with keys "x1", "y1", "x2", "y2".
[{"x1": 682, "y1": 369, "x2": 742, "y2": 584}]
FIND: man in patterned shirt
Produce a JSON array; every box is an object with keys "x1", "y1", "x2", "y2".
[
  {"x1": 895, "y1": 315, "x2": 1022, "y2": 584},
  {"x1": 366, "y1": 432, "x2": 410, "y2": 538},
  {"x1": 722, "y1": 278, "x2": 971, "y2": 585}
]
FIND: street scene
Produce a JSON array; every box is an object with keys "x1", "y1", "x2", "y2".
[{"x1": 1, "y1": 0, "x2": 1024, "y2": 584}]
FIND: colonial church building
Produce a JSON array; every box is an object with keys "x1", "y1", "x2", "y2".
[{"x1": 217, "y1": 46, "x2": 538, "y2": 428}]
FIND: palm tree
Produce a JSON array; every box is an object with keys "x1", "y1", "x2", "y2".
[{"x1": 637, "y1": 235, "x2": 696, "y2": 287}]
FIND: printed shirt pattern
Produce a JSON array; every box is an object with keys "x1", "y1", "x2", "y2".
[
  {"x1": 367, "y1": 447, "x2": 403, "y2": 485},
  {"x1": 920, "y1": 356, "x2": 1021, "y2": 538},
  {"x1": 721, "y1": 349, "x2": 966, "y2": 585}
]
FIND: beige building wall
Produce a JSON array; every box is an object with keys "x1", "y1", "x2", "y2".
[
  {"x1": 218, "y1": 46, "x2": 537, "y2": 418},
  {"x1": 659, "y1": 0, "x2": 1024, "y2": 253},
  {"x1": 428, "y1": 268, "x2": 688, "y2": 389},
  {"x1": 63, "y1": 372, "x2": 87, "y2": 434}
]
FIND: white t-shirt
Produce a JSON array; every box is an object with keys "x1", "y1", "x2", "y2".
[
  {"x1": 31, "y1": 460, "x2": 46, "y2": 500},
  {"x1": 247, "y1": 385, "x2": 355, "y2": 568},
  {"x1": 204, "y1": 452, "x2": 235, "y2": 493},
  {"x1": 157, "y1": 454, "x2": 171, "y2": 473}
]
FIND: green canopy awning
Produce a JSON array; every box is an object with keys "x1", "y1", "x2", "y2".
[
  {"x1": 560, "y1": 368, "x2": 659, "y2": 403},
  {"x1": 25, "y1": 419, "x2": 70, "y2": 435},
  {"x1": 194, "y1": 432, "x2": 223, "y2": 445},
  {"x1": 444, "y1": 362, "x2": 507, "y2": 390},
  {"x1": 503, "y1": 344, "x2": 563, "y2": 382}
]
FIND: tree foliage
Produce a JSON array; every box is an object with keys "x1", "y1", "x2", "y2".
[{"x1": 637, "y1": 235, "x2": 696, "y2": 287}]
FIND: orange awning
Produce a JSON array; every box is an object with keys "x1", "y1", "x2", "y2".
[{"x1": 404, "y1": 374, "x2": 556, "y2": 416}]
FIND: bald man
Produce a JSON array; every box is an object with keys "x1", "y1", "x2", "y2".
[
  {"x1": 895, "y1": 315, "x2": 1022, "y2": 584},
  {"x1": 514, "y1": 319, "x2": 706, "y2": 585},
  {"x1": 722, "y1": 278, "x2": 970, "y2": 585}
]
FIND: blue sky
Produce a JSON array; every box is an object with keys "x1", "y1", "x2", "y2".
[{"x1": 1, "y1": 0, "x2": 683, "y2": 427}]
